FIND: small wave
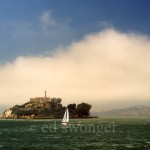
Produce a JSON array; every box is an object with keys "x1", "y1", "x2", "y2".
[
  {"x1": 11, "y1": 138, "x2": 19, "y2": 141},
  {"x1": 43, "y1": 136, "x2": 50, "y2": 139},
  {"x1": 52, "y1": 136, "x2": 62, "y2": 139},
  {"x1": 146, "y1": 141, "x2": 150, "y2": 144},
  {"x1": 125, "y1": 145, "x2": 135, "y2": 148},
  {"x1": 111, "y1": 144, "x2": 119, "y2": 147}
]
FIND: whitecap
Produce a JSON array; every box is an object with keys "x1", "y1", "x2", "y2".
[
  {"x1": 125, "y1": 145, "x2": 134, "y2": 148},
  {"x1": 53, "y1": 136, "x2": 61, "y2": 139},
  {"x1": 111, "y1": 144, "x2": 119, "y2": 147},
  {"x1": 146, "y1": 141, "x2": 150, "y2": 144},
  {"x1": 11, "y1": 138, "x2": 19, "y2": 141}
]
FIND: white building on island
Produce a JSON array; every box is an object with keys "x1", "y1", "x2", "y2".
[{"x1": 30, "y1": 91, "x2": 50, "y2": 103}]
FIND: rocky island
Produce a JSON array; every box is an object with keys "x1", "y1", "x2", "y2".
[{"x1": 1, "y1": 91, "x2": 92, "y2": 119}]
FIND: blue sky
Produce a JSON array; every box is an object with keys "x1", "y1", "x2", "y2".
[{"x1": 0, "y1": 0, "x2": 150, "y2": 63}]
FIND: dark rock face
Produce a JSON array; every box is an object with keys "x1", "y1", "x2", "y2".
[
  {"x1": 2, "y1": 98, "x2": 65, "y2": 119},
  {"x1": 1, "y1": 99, "x2": 92, "y2": 119}
]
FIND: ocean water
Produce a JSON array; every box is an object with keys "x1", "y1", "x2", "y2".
[{"x1": 0, "y1": 117, "x2": 150, "y2": 150}]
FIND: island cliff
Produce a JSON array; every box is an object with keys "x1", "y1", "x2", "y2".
[{"x1": 1, "y1": 94, "x2": 92, "y2": 119}]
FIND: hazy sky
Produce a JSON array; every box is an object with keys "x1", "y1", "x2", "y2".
[{"x1": 0, "y1": 0, "x2": 150, "y2": 112}]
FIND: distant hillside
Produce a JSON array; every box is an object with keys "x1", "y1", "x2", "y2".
[{"x1": 99, "y1": 105, "x2": 150, "y2": 116}]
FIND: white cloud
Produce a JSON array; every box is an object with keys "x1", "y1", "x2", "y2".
[
  {"x1": 38, "y1": 10, "x2": 71, "y2": 36},
  {"x1": 0, "y1": 29, "x2": 150, "y2": 111},
  {"x1": 40, "y1": 10, "x2": 56, "y2": 30},
  {"x1": 97, "y1": 20, "x2": 113, "y2": 29}
]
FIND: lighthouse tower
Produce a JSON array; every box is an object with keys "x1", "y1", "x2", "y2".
[{"x1": 45, "y1": 90, "x2": 47, "y2": 98}]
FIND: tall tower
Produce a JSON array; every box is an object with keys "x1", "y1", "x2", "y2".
[{"x1": 45, "y1": 90, "x2": 46, "y2": 98}]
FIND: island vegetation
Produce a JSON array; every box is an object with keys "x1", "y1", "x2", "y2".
[{"x1": 2, "y1": 97, "x2": 92, "y2": 119}]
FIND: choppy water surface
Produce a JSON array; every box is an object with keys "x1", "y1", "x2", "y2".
[{"x1": 0, "y1": 117, "x2": 150, "y2": 150}]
